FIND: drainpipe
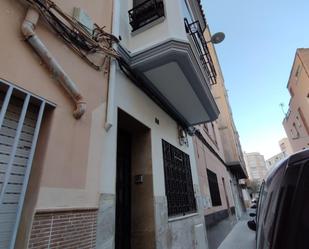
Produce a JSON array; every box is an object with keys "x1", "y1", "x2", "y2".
[
  {"x1": 104, "y1": 0, "x2": 120, "y2": 130},
  {"x1": 21, "y1": 8, "x2": 86, "y2": 119}
]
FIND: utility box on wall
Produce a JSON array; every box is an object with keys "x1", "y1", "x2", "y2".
[{"x1": 73, "y1": 7, "x2": 94, "y2": 33}]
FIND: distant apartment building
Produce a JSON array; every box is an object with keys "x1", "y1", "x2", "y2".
[
  {"x1": 192, "y1": 19, "x2": 248, "y2": 248},
  {"x1": 266, "y1": 152, "x2": 286, "y2": 170},
  {"x1": 266, "y1": 138, "x2": 293, "y2": 170},
  {"x1": 279, "y1": 137, "x2": 294, "y2": 156},
  {"x1": 244, "y1": 152, "x2": 268, "y2": 182},
  {"x1": 283, "y1": 48, "x2": 309, "y2": 152}
]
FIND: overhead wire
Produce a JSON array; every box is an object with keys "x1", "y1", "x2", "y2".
[
  {"x1": 23, "y1": 0, "x2": 190, "y2": 129},
  {"x1": 25, "y1": 0, "x2": 120, "y2": 71}
]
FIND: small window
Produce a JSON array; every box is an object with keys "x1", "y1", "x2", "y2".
[
  {"x1": 211, "y1": 122, "x2": 218, "y2": 145},
  {"x1": 298, "y1": 107, "x2": 309, "y2": 135},
  {"x1": 128, "y1": 0, "x2": 165, "y2": 32},
  {"x1": 162, "y1": 140, "x2": 196, "y2": 216},
  {"x1": 207, "y1": 169, "x2": 222, "y2": 206},
  {"x1": 292, "y1": 122, "x2": 300, "y2": 138},
  {"x1": 296, "y1": 116, "x2": 302, "y2": 128},
  {"x1": 289, "y1": 87, "x2": 294, "y2": 97},
  {"x1": 295, "y1": 65, "x2": 302, "y2": 78}
]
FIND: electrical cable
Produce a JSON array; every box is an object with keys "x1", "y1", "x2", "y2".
[{"x1": 25, "y1": 0, "x2": 119, "y2": 71}]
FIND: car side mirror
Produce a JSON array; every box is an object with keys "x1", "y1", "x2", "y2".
[
  {"x1": 247, "y1": 220, "x2": 256, "y2": 231},
  {"x1": 249, "y1": 213, "x2": 256, "y2": 217}
]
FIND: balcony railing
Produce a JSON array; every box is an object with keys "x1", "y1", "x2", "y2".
[
  {"x1": 128, "y1": 0, "x2": 165, "y2": 32},
  {"x1": 184, "y1": 19, "x2": 217, "y2": 85}
]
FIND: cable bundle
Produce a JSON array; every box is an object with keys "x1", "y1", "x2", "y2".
[{"x1": 26, "y1": 0, "x2": 119, "y2": 70}]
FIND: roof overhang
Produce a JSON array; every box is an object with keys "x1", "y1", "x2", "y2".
[
  {"x1": 118, "y1": 40, "x2": 219, "y2": 127},
  {"x1": 227, "y1": 161, "x2": 248, "y2": 179}
]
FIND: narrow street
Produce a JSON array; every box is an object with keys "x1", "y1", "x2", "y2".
[
  {"x1": 1, "y1": 0, "x2": 308, "y2": 248},
  {"x1": 218, "y1": 211, "x2": 256, "y2": 249}
]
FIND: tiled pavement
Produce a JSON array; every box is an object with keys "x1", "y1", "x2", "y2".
[{"x1": 217, "y1": 211, "x2": 256, "y2": 249}]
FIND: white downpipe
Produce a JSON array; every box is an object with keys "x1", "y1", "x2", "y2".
[
  {"x1": 104, "y1": 0, "x2": 120, "y2": 130},
  {"x1": 21, "y1": 8, "x2": 86, "y2": 119}
]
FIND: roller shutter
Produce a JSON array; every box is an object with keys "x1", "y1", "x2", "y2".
[{"x1": 0, "y1": 82, "x2": 47, "y2": 249}]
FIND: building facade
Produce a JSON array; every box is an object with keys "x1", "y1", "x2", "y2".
[
  {"x1": 266, "y1": 152, "x2": 286, "y2": 170},
  {"x1": 98, "y1": 0, "x2": 222, "y2": 248},
  {"x1": 205, "y1": 25, "x2": 248, "y2": 218},
  {"x1": 283, "y1": 48, "x2": 309, "y2": 152},
  {"x1": 193, "y1": 124, "x2": 236, "y2": 249},
  {"x1": 244, "y1": 152, "x2": 267, "y2": 183},
  {"x1": 0, "y1": 0, "x2": 247, "y2": 249},
  {"x1": 205, "y1": 28, "x2": 248, "y2": 219},
  {"x1": 192, "y1": 22, "x2": 248, "y2": 248},
  {"x1": 0, "y1": 0, "x2": 115, "y2": 248},
  {"x1": 279, "y1": 137, "x2": 294, "y2": 156},
  {"x1": 266, "y1": 138, "x2": 293, "y2": 170}
]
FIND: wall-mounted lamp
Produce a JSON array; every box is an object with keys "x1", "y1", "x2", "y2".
[
  {"x1": 207, "y1": 32, "x2": 225, "y2": 44},
  {"x1": 178, "y1": 126, "x2": 189, "y2": 146}
]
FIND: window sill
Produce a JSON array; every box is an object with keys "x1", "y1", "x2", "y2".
[{"x1": 168, "y1": 212, "x2": 199, "y2": 222}]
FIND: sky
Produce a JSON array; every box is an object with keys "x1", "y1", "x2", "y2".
[{"x1": 202, "y1": 0, "x2": 309, "y2": 159}]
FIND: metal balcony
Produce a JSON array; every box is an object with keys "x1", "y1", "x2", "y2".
[
  {"x1": 184, "y1": 19, "x2": 217, "y2": 85},
  {"x1": 128, "y1": 0, "x2": 165, "y2": 32}
]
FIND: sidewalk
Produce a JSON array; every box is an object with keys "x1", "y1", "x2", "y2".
[
  {"x1": 206, "y1": 215, "x2": 237, "y2": 249},
  {"x1": 217, "y1": 211, "x2": 256, "y2": 249}
]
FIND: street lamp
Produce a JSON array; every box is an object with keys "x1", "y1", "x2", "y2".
[{"x1": 207, "y1": 32, "x2": 225, "y2": 44}]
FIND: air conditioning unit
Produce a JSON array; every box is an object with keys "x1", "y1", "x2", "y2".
[{"x1": 238, "y1": 179, "x2": 247, "y2": 186}]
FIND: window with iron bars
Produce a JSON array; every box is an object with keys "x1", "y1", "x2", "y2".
[
  {"x1": 128, "y1": 0, "x2": 165, "y2": 32},
  {"x1": 207, "y1": 169, "x2": 222, "y2": 206},
  {"x1": 162, "y1": 140, "x2": 196, "y2": 216}
]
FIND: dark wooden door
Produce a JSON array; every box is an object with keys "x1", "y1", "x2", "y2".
[{"x1": 115, "y1": 129, "x2": 132, "y2": 249}]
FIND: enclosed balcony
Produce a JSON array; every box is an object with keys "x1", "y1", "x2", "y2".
[{"x1": 121, "y1": 1, "x2": 219, "y2": 127}]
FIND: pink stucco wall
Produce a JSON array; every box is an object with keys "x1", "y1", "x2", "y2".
[
  {"x1": 193, "y1": 136, "x2": 235, "y2": 216},
  {"x1": 0, "y1": 0, "x2": 113, "y2": 246}
]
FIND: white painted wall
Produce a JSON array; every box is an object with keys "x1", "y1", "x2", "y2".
[
  {"x1": 119, "y1": 0, "x2": 189, "y2": 54},
  {"x1": 99, "y1": 2, "x2": 209, "y2": 247},
  {"x1": 100, "y1": 66, "x2": 200, "y2": 196}
]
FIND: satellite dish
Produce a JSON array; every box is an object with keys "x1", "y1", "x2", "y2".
[{"x1": 210, "y1": 32, "x2": 225, "y2": 44}]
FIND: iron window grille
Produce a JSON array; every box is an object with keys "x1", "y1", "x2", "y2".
[
  {"x1": 184, "y1": 18, "x2": 217, "y2": 85},
  {"x1": 207, "y1": 169, "x2": 222, "y2": 206},
  {"x1": 128, "y1": 0, "x2": 165, "y2": 32},
  {"x1": 162, "y1": 140, "x2": 196, "y2": 216}
]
